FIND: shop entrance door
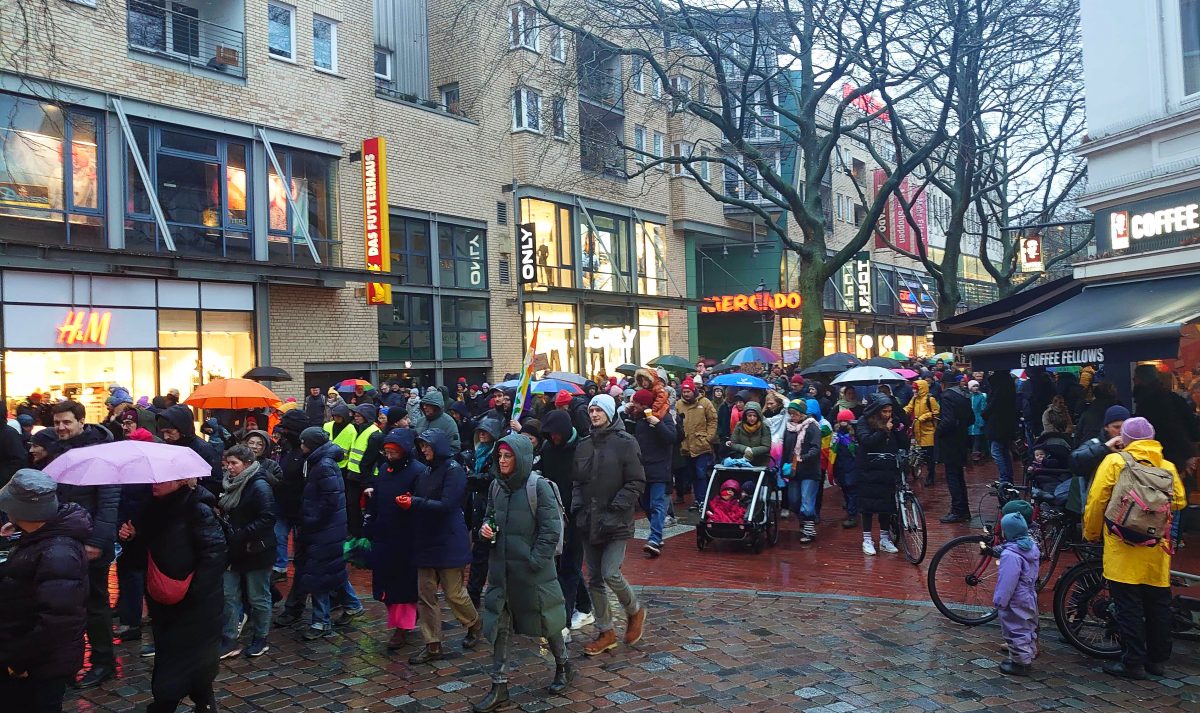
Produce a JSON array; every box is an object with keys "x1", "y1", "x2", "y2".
[{"x1": 4, "y1": 350, "x2": 158, "y2": 424}]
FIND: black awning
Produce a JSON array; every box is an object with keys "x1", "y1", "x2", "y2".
[
  {"x1": 932, "y1": 276, "x2": 1082, "y2": 347},
  {"x1": 963, "y1": 272, "x2": 1200, "y2": 360}
]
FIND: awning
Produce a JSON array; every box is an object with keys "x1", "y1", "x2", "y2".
[
  {"x1": 931, "y1": 276, "x2": 1082, "y2": 347},
  {"x1": 964, "y1": 272, "x2": 1200, "y2": 361}
]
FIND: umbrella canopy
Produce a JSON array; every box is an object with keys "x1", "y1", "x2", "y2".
[
  {"x1": 530, "y1": 379, "x2": 584, "y2": 395},
  {"x1": 647, "y1": 355, "x2": 693, "y2": 373},
  {"x1": 615, "y1": 363, "x2": 640, "y2": 376},
  {"x1": 492, "y1": 379, "x2": 521, "y2": 391},
  {"x1": 882, "y1": 351, "x2": 908, "y2": 361},
  {"x1": 185, "y1": 378, "x2": 281, "y2": 410},
  {"x1": 892, "y1": 368, "x2": 919, "y2": 379},
  {"x1": 706, "y1": 362, "x2": 738, "y2": 375},
  {"x1": 799, "y1": 364, "x2": 845, "y2": 377},
  {"x1": 812, "y1": 352, "x2": 862, "y2": 370},
  {"x1": 242, "y1": 366, "x2": 293, "y2": 382},
  {"x1": 542, "y1": 371, "x2": 588, "y2": 386},
  {"x1": 43, "y1": 441, "x2": 214, "y2": 486},
  {"x1": 865, "y1": 356, "x2": 902, "y2": 369},
  {"x1": 831, "y1": 366, "x2": 908, "y2": 386},
  {"x1": 334, "y1": 378, "x2": 374, "y2": 393},
  {"x1": 706, "y1": 373, "x2": 770, "y2": 389},
  {"x1": 724, "y1": 346, "x2": 782, "y2": 365},
  {"x1": 929, "y1": 352, "x2": 954, "y2": 363}
]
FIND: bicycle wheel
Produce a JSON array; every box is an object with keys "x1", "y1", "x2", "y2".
[
  {"x1": 899, "y1": 492, "x2": 928, "y2": 565},
  {"x1": 1035, "y1": 524, "x2": 1067, "y2": 591},
  {"x1": 1052, "y1": 558, "x2": 1121, "y2": 659},
  {"x1": 927, "y1": 534, "x2": 998, "y2": 625}
]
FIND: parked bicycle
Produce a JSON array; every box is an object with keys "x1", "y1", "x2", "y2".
[
  {"x1": 892, "y1": 451, "x2": 927, "y2": 564},
  {"x1": 907, "y1": 445, "x2": 933, "y2": 487},
  {"x1": 927, "y1": 480, "x2": 1079, "y2": 625}
]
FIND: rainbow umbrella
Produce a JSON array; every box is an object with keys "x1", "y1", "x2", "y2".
[
  {"x1": 724, "y1": 346, "x2": 782, "y2": 365},
  {"x1": 334, "y1": 379, "x2": 374, "y2": 394},
  {"x1": 883, "y1": 351, "x2": 908, "y2": 361}
]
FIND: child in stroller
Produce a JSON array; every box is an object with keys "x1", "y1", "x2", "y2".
[
  {"x1": 1026, "y1": 432, "x2": 1073, "y2": 506},
  {"x1": 706, "y1": 479, "x2": 747, "y2": 523}
]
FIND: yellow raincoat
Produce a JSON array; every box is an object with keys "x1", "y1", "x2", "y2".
[{"x1": 904, "y1": 380, "x2": 939, "y2": 448}]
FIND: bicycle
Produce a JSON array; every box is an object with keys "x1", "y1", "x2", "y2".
[
  {"x1": 927, "y1": 480, "x2": 1079, "y2": 625},
  {"x1": 891, "y1": 451, "x2": 928, "y2": 564},
  {"x1": 907, "y1": 445, "x2": 933, "y2": 487},
  {"x1": 1052, "y1": 545, "x2": 1200, "y2": 659}
]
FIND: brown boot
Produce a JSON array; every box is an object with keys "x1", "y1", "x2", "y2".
[
  {"x1": 583, "y1": 629, "x2": 617, "y2": 656},
  {"x1": 408, "y1": 643, "x2": 442, "y2": 665},
  {"x1": 463, "y1": 622, "x2": 483, "y2": 650},
  {"x1": 387, "y1": 629, "x2": 408, "y2": 651},
  {"x1": 624, "y1": 607, "x2": 646, "y2": 645}
]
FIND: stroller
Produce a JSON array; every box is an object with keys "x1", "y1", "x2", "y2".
[
  {"x1": 695, "y1": 464, "x2": 781, "y2": 553},
  {"x1": 1026, "y1": 431, "x2": 1074, "y2": 506}
]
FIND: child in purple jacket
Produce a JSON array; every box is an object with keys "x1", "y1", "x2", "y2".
[{"x1": 994, "y1": 512, "x2": 1040, "y2": 676}]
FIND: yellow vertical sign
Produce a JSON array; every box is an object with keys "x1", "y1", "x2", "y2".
[{"x1": 363, "y1": 137, "x2": 392, "y2": 304}]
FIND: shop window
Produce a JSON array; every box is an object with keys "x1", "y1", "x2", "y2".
[
  {"x1": 581, "y1": 210, "x2": 628, "y2": 292},
  {"x1": 635, "y1": 221, "x2": 668, "y2": 296},
  {"x1": 159, "y1": 349, "x2": 199, "y2": 403},
  {"x1": 519, "y1": 198, "x2": 574, "y2": 288},
  {"x1": 525, "y1": 302, "x2": 577, "y2": 374},
  {"x1": 584, "y1": 305, "x2": 635, "y2": 378},
  {"x1": 438, "y1": 223, "x2": 487, "y2": 289},
  {"x1": 0, "y1": 92, "x2": 105, "y2": 248},
  {"x1": 379, "y1": 294, "x2": 434, "y2": 360},
  {"x1": 389, "y1": 215, "x2": 432, "y2": 285},
  {"x1": 266, "y1": 148, "x2": 339, "y2": 265},
  {"x1": 441, "y1": 297, "x2": 490, "y2": 359},
  {"x1": 158, "y1": 309, "x2": 198, "y2": 347},
  {"x1": 201, "y1": 311, "x2": 253, "y2": 381},
  {"x1": 638, "y1": 309, "x2": 669, "y2": 365}
]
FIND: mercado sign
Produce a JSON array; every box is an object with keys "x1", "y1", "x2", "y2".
[
  {"x1": 700, "y1": 291, "x2": 802, "y2": 313},
  {"x1": 1019, "y1": 347, "x2": 1105, "y2": 368},
  {"x1": 362, "y1": 137, "x2": 391, "y2": 305}
]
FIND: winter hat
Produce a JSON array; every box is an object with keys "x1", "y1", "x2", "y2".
[
  {"x1": 622, "y1": 388, "x2": 634, "y2": 401},
  {"x1": 16, "y1": 414, "x2": 33, "y2": 428},
  {"x1": 0, "y1": 468, "x2": 59, "y2": 522},
  {"x1": 127, "y1": 428, "x2": 155, "y2": 442},
  {"x1": 136, "y1": 396, "x2": 151, "y2": 408},
  {"x1": 30, "y1": 429, "x2": 58, "y2": 450},
  {"x1": 1000, "y1": 512, "x2": 1033, "y2": 551},
  {"x1": 1001, "y1": 499, "x2": 1034, "y2": 527},
  {"x1": 681, "y1": 377, "x2": 696, "y2": 393},
  {"x1": 790, "y1": 374, "x2": 804, "y2": 385},
  {"x1": 836, "y1": 409, "x2": 855, "y2": 423},
  {"x1": 482, "y1": 382, "x2": 491, "y2": 391},
  {"x1": 967, "y1": 380, "x2": 979, "y2": 390},
  {"x1": 786, "y1": 399, "x2": 807, "y2": 414},
  {"x1": 554, "y1": 390, "x2": 574, "y2": 408},
  {"x1": 1103, "y1": 404, "x2": 1131, "y2": 427},
  {"x1": 285, "y1": 396, "x2": 297, "y2": 403},
  {"x1": 632, "y1": 389, "x2": 656, "y2": 408},
  {"x1": 119, "y1": 409, "x2": 139, "y2": 423},
  {"x1": 720, "y1": 479, "x2": 740, "y2": 495},
  {"x1": 1120, "y1": 416, "x2": 1155, "y2": 446},
  {"x1": 609, "y1": 385, "x2": 623, "y2": 398},
  {"x1": 458, "y1": 377, "x2": 467, "y2": 384},
  {"x1": 521, "y1": 418, "x2": 542, "y2": 437},
  {"x1": 106, "y1": 387, "x2": 133, "y2": 408},
  {"x1": 299, "y1": 426, "x2": 329, "y2": 450},
  {"x1": 588, "y1": 394, "x2": 617, "y2": 423}
]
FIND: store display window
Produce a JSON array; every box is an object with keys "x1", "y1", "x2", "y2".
[
  {"x1": 525, "y1": 302, "x2": 577, "y2": 374},
  {"x1": 520, "y1": 198, "x2": 574, "y2": 288}
]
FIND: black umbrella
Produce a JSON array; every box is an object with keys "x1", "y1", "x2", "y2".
[
  {"x1": 242, "y1": 366, "x2": 293, "y2": 382},
  {"x1": 707, "y1": 362, "x2": 738, "y2": 375},
  {"x1": 812, "y1": 352, "x2": 862, "y2": 370},
  {"x1": 615, "y1": 363, "x2": 640, "y2": 377},
  {"x1": 865, "y1": 356, "x2": 902, "y2": 369},
  {"x1": 800, "y1": 364, "x2": 847, "y2": 377}
]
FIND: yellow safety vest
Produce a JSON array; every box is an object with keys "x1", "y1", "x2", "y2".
[
  {"x1": 347, "y1": 423, "x2": 380, "y2": 474},
  {"x1": 323, "y1": 421, "x2": 355, "y2": 469}
]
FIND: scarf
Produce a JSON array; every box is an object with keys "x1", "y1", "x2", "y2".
[
  {"x1": 1012, "y1": 535, "x2": 1035, "y2": 552},
  {"x1": 740, "y1": 417, "x2": 762, "y2": 435},
  {"x1": 787, "y1": 417, "x2": 816, "y2": 459},
  {"x1": 219, "y1": 460, "x2": 260, "y2": 513}
]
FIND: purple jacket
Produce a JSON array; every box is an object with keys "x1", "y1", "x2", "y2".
[{"x1": 993, "y1": 541, "x2": 1040, "y2": 616}]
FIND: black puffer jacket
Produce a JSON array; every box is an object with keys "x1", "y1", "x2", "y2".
[
  {"x1": 222, "y1": 466, "x2": 277, "y2": 572},
  {"x1": 0, "y1": 503, "x2": 90, "y2": 678},
  {"x1": 983, "y1": 371, "x2": 1017, "y2": 443},
  {"x1": 571, "y1": 419, "x2": 645, "y2": 544},
  {"x1": 158, "y1": 405, "x2": 222, "y2": 494},
  {"x1": 630, "y1": 411, "x2": 677, "y2": 485},
  {"x1": 56, "y1": 423, "x2": 119, "y2": 557},
  {"x1": 538, "y1": 410, "x2": 577, "y2": 514},
  {"x1": 295, "y1": 441, "x2": 349, "y2": 595},
  {"x1": 856, "y1": 420, "x2": 907, "y2": 515},
  {"x1": 274, "y1": 410, "x2": 311, "y2": 521}
]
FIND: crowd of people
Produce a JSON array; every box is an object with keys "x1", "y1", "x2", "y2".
[{"x1": 0, "y1": 357, "x2": 1194, "y2": 710}]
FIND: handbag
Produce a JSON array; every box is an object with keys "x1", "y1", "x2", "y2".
[{"x1": 146, "y1": 552, "x2": 193, "y2": 606}]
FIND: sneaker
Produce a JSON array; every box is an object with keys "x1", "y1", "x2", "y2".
[
  {"x1": 664, "y1": 516, "x2": 677, "y2": 528},
  {"x1": 862, "y1": 538, "x2": 877, "y2": 556},
  {"x1": 245, "y1": 638, "x2": 270, "y2": 657},
  {"x1": 643, "y1": 541, "x2": 662, "y2": 557},
  {"x1": 302, "y1": 626, "x2": 332, "y2": 641},
  {"x1": 219, "y1": 640, "x2": 243, "y2": 660},
  {"x1": 878, "y1": 536, "x2": 899, "y2": 554},
  {"x1": 273, "y1": 611, "x2": 302, "y2": 628},
  {"x1": 781, "y1": 509, "x2": 791, "y2": 519},
  {"x1": 841, "y1": 516, "x2": 859, "y2": 529},
  {"x1": 236, "y1": 613, "x2": 248, "y2": 638},
  {"x1": 570, "y1": 611, "x2": 595, "y2": 630},
  {"x1": 334, "y1": 607, "x2": 365, "y2": 626},
  {"x1": 139, "y1": 643, "x2": 156, "y2": 658},
  {"x1": 271, "y1": 569, "x2": 288, "y2": 583},
  {"x1": 562, "y1": 626, "x2": 572, "y2": 644}
]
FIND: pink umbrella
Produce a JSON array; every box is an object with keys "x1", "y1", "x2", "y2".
[
  {"x1": 891, "y1": 368, "x2": 920, "y2": 379},
  {"x1": 42, "y1": 440, "x2": 214, "y2": 486}
]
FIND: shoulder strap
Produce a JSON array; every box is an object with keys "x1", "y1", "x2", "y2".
[{"x1": 525, "y1": 474, "x2": 541, "y2": 516}]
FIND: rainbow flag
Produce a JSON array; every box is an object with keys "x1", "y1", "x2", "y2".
[{"x1": 511, "y1": 318, "x2": 540, "y2": 423}]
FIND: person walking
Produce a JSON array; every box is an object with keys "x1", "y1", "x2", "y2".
[
  {"x1": 156, "y1": 405, "x2": 222, "y2": 494},
  {"x1": 538, "y1": 410, "x2": 594, "y2": 635},
  {"x1": 983, "y1": 371, "x2": 1018, "y2": 484},
  {"x1": 857, "y1": 394, "x2": 908, "y2": 555},
  {"x1": 473, "y1": 435, "x2": 569, "y2": 712},
  {"x1": 1083, "y1": 417, "x2": 1187, "y2": 679},
  {"x1": 0, "y1": 469, "x2": 90, "y2": 713},
  {"x1": 937, "y1": 375, "x2": 974, "y2": 524},
  {"x1": 629, "y1": 389, "x2": 676, "y2": 557},
  {"x1": 676, "y1": 377, "x2": 717, "y2": 511},
  {"x1": 118, "y1": 476, "x2": 226, "y2": 713},
  {"x1": 408, "y1": 430, "x2": 482, "y2": 664},
  {"x1": 572, "y1": 394, "x2": 647, "y2": 656},
  {"x1": 783, "y1": 400, "x2": 822, "y2": 543},
  {"x1": 217, "y1": 445, "x2": 276, "y2": 660},
  {"x1": 344, "y1": 404, "x2": 381, "y2": 540}
]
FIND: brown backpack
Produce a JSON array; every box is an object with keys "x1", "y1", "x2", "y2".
[{"x1": 1103, "y1": 451, "x2": 1176, "y2": 546}]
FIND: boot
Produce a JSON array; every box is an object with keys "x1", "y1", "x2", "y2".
[
  {"x1": 998, "y1": 660, "x2": 1031, "y2": 677},
  {"x1": 1103, "y1": 661, "x2": 1147, "y2": 680},
  {"x1": 463, "y1": 622, "x2": 483, "y2": 650},
  {"x1": 624, "y1": 607, "x2": 647, "y2": 645},
  {"x1": 408, "y1": 643, "x2": 442, "y2": 665},
  {"x1": 547, "y1": 660, "x2": 573, "y2": 694},
  {"x1": 583, "y1": 629, "x2": 618, "y2": 656},
  {"x1": 841, "y1": 515, "x2": 858, "y2": 529},
  {"x1": 386, "y1": 629, "x2": 408, "y2": 651},
  {"x1": 472, "y1": 682, "x2": 513, "y2": 712}
]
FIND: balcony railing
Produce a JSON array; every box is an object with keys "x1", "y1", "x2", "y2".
[
  {"x1": 578, "y1": 71, "x2": 624, "y2": 110},
  {"x1": 580, "y1": 139, "x2": 626, "y2": 179},
  {"x1": 127, "y1": 0, "x2": 246, "y2": 79}
]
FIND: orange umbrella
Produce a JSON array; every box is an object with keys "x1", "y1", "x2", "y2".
[{"x1": 184, "y1": 378, "x2": 282, "y2": 410}]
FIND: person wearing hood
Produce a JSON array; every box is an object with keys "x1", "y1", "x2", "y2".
[
  {"x1": 408, "y1": 429, "x2": 481, "y2": 664},
  {"x1": 834, "y1": 386, "x2": 862, "y2": 419},
  {"x1": 344, "y1": 404, "x2": 382, "y2": 541},
  {"x1": 0, "y1": 422, "x2": 26, "y2": 487},
  {"x1": 572, "y1": 394, "x2": 647, "y2": 657},
  {"x1": 156, "y1": 405, "x2": 222, "y2": 496},
  {"x1": 118, "y1": 473, "x2": 226, "y2": 713},
  {"x1": 475, "y1": 435, "x2": 570, "y2": 711},
  {"x1": 983, "y1": 371, "x2": 1018, "y2": 485},
  {"x1": 363, "y1": 429, "x2": 425, "y2": 652},
  {"x1": 217, "y1": 445, "x2": 276, "y2": 660},
  {"x1": 466, "y1": 416, "x2": 505, "y2": 609},
  {"x1": 783, "y1": 399, "x2": 822, "y2": 543},
  {"x1": 632, "y1": 368, "x2": 670, "y2": 420},
  {"x1": 448, "y1": 401, "x2": 475, "y2": 450},
  {"x1": 320, "y1": 402, "x2": 355, "y2": 473},
  {"x1": 1083, "y1": 417, "x2": 1187, "y2": 680},
  {"x1": 323, "y1": 388, "x2": 347, "y2": 423},
  {"x1": 969, "y1": 380, "x2": 988, "y2": 462},
  {"x1": 539, "y1": 410, "x2": 594, "y2": 634},
  {"x1": 728, "y1": 401, "x2": 771, "y2": 468},
  {"x1": 0, "y1": 469, "x2": 90, "y2": 712},
  {"x1": 268, "y1": 411, "x2": 310, "y2": 583},
  {"x1": 904, "y1": 379, "x2": 940, "y2": 486},
  {"x1": 936, "y1": 375, "x2": 974, "y2": 524},
  {"x1": 993, "y1": 512, "x2": 1041, "y2": 676},
  {"x1": 409, "y1": 390, "x2": 462, "y2": 451},
  {"x1": 201, "y1": 417, "x2": 232, "y2": 454},
  {"x1": 629, "y1": 389, "x2": 677, "y2": 557},
  {"x1": 856, "y1": 393, "x2": 908, "y2": 556}
]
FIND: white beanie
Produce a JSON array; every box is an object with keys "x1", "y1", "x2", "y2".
[{"x1": 588, "y1": 394, "x2": 616, "y2": 423}]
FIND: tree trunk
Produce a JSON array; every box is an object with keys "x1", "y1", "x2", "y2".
[{"x1": 796, "y1": 252, "x2": 827, "y2": 366}]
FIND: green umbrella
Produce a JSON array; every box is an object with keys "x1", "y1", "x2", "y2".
[{"x1": 647, "y1": 354, "x2": 693, "y2": 374}]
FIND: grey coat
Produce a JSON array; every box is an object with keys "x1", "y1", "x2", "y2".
[{"x1": 571, "y1": 419, "x2": 645, "y2": 544}]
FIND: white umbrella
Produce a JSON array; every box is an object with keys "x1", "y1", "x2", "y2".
[{"x1": 831, "y1": 365, "x2": 908, "y2": 386}]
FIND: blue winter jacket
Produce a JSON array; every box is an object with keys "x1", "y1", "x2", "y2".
[
  {"x1": 295, "y1": 440, "x2": 349, "y2": 596},
  {"x1": 410, "y1": 429, "x2": 472, "y2": 569}
]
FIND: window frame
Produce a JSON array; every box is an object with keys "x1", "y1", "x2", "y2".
[
  {"x1": 374, "y1": 47, "x2": 393, "y2": 80},
  {"x1": 441, "y1": 82, "x2": 461, "y2": 113},
  {"x1": 440, "y1": 296, "x2": 491, "y2": 359},
  {"x1": 312, "y1": 14, "x2": 338, "y2": 73},
  {"x1": 1182, "y1": 0, "x2": 1200, "y2": 97},
  {"x1": 651, "y1": 75, "x2": 662, "y2": 99},
  {"x1": 267, "y1": 1, "x2": 296, "y2": 61},
  {"x1": 670, "y1": 141, "x2": 695, "y2": 177},
  {"x1": 630, "y1": 56, "x2": 645, "y2": 93},
  {"x1": 549, "y1": 25, "x2": 566, "y2": 62},
  {"x1": 389, "y1": 214, "x2": 433, "y2": 285},
  {"x1": 633, "y1": 124, "x2": 647, "y2": 163},
  {"x1": 670, "y1": 75, "x2": 692, "y2": 111},
  {"x1": 551, "y1": 95, "x2": 567, "y2": 139},
  {"x1": 509, "y1": 3, "x2": 540, "y2": 52},
  {"x1": 511, "y1": 86, "x2": 543, "y2": 133},
  {"x1": 378, "y1": 293, "x2": 435, "y2": 361},
  {"x1": 264, "y1": 146, "x2": 338, "y2": 264},
  {"x1": 437, "y1": 222, "x2": 489, "y2": 290},
  {"x1": 652, "y1": 130, "x2": 666, "y2": 166}
]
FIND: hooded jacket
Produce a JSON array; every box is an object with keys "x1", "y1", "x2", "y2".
[
  {"x1": 409, "y1": 390, "x2": 462, "y2": 451},
  {"x1": 538, "y1": 410, "x2": 578, "y2": 514},
  {"x1": 904, "y1": 380, "x2": 940, "y2": 448},
  {"x1": 49, "y1": 423, "x2": 121, "y2": 557},
  {"x1": 1083, "y1": 439, "x2": 1187, "y2": 588},
  {"x1": 633, "y1": 368, "x2": 670, "y2": 420},
  {"x1": 630, "y1": 405, "x2": 678, "y2": 484},
  {"x1": 676, "y1": 393, "x2": 717, "y2": 457},
  {"x1": 410, "y1": 429, "x2": 471, "y2": 569},
  {"x1": 572, "y1": 413, "x2": 646, "y2": 544},
  {"x1": 274, "y1": 410, "x2": 311, "y2": 520},
  {"x1": 241, "y1": 429, "x2": 283, "y2": 487},
  {"x1": 158, "y1": 405, "x2": 222, "y2": 493},
  {"x1": 729, "y1": 402, "x2": 772, "y2": 467},
  {"x1": 0, "y1": 502, "x2": 90, "y2": 678},
  {"x1": 294, "y1": 440, "x2": 349, "y2": 595},
  {"x1": 482, "y1": 434, "x2": 567, "y2": 641},
  {"x1": 706, "y1": 479, "x2": 746, "y2": 523},
  {"x1": 992, "y1": 539, "x2": 1040, "y2": 638},
  {"x1": 364, "y1": 429, "x2": 425, "y2": 605},
  {"x1": 202, "y1": 417, "x2": 232, "y2": 453},
  {"x1": 856, "y1": 414, "x2": 907, "y2": 515}
]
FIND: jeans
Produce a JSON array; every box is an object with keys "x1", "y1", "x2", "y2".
[
  {"x1": 685, "y1": 452, "x2": 715, "y2": 505},
  {"x1": 85, "y1": 559, "x2": 115, "y2": 668},
  {"x1": 311, "y1": 592, "x2": 333, "y2": 629},
  {"x1": 492, "y1": 605, "x2": 566, "y2": 684},
  {"x1": 0, "y1": 675, "x2": 69, "y2": 713},
  {"x1": 272, "y1": 508, "x2": 294, "y2": 572},
  {"x1": 990, "y1": 440, "x2": 1013, "y2": 483},
  {"x1": 1110, "y1": 582, "x2": 1174, "y2": 668},
  {"x1": 834, "y1": 469, "x2": 859, "y2": 517},
  {"x1": 336, "y1": 579, "x2": 363, "y2": 611},
  {"x1": 222, "y1": 568, "x2": 272, "y2": 642},
  {"x1": 787, "y1": 479, "x2": 820, "y2": 520},
  {"x1": 557, "y1": 520, "x2": 591, "y2": 620},
  {"x1": 944, "y1": 463, "x2": 970, "y2": 517},
  {"x1": 116, "y1": 557, "x2": 146, "y2": 628},
  {"x1": 584, "y1": 540, "x2": 639, "y2": 634},
  {"x1": 640, "y1": 482, "x2": 669, "y2": 546},
  {"x1": 417, "y1": 567, "x2": 479, "y2": 644}
]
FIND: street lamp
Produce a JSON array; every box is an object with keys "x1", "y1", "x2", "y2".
[{"x1": 754, "y1": 278, "x2": 772, "y2": 348}]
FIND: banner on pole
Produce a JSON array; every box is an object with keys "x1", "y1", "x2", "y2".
[{"x1": 511, "y1": 318, "x2": 540, "y2": 423}]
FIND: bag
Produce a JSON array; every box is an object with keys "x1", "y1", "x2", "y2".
[
  {"x1": 490, "y1": 473, "x2": 566, "y2": 556},
  {"x1": 146, "y1": 552, "x2": 193, "y2": 605},
  {"x1": 1103, "y1": 451, "x2": 1176, "y2": 546}
]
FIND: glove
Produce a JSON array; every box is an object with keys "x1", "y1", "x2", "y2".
[{"x1": 395, "y1": 494, "x2": 413, "y2": 510}]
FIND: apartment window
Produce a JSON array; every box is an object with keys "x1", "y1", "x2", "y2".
[
  {"x1": 265, "y1": 148, "x2": 338, "y2": 264},
  {"x1": 438, "y1": 223, "x2": 488, "y2": 289},
  {"x1": 374, "y1": 47, "x2": 392, "y2": 80},
  {"x1": 1184, "y1": 0, "x2": 1200, "y2": 95},
  {"x1": 670, "y1": 75, "x2": 692, "y2": 111},
  {"x1": 670, "y1": 142, "x2": 694, "y2": 177},
  {"x1": 551, "y1": 96, "x2": 567, "y2": 138},
  {"x1": 698, "y1": 148, "x2": 710, "y2": 182},
  {"x1": 509, "y1": 3, "x2": 539, "y2": 52},
  {"x1": 652, "y1": 131, "x2": 665, "y2": 162},
  {"x1": 388, "y1": 214, "x2": 432, "y2": 284},
  {"x1": 511, "y1": 87, "x2": 542, "y2": 132},
  {"x1": 633, "y1": 124, "x2": 646, "y2": 162},
  {"x1": 128, "y1": 0, "x2": 201, "y2": 59},
  {"x1": 441, "y1": 297, "x2": 490, "y2": 359},
  {"x1": 635, "y1": 221, "x2": 668, "y2": 295},
  {"x1": 697, "y1": 81, "x2": 708, "y2": 104},
  {"x1": 312, "y1": 16, "x2": 337, "y2": 72},
  {"x1": 651, "y1": 75, "x2": 662, "y2": 98},
  {"x1": 379, "y1": 294, "x2": 434, "y2": 360},
  {"x1": 723, "y1": 151, "x2": 779, "y2": 202},
  {"x1": 631, "y1": 57, "x2": 645, "y2": 93},
  {"x1": 549, "y1": 26, "x2": 566, "y2": 62},
  {"x1": 441, "y1": 83, "x2": 461, "y2": 114},
  {"x1": 267, "y1": 2, "x2": 295, "y2": 60}
]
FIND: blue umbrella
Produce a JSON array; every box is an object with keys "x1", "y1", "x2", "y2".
[
  {"x1": 706, "y1": 373, "x2": 770, "y2": 389},
  {"x1": 724, "y1": 346, "x2": 782, "y2": 365},
  {"x1": 530, "y1": 379, "x2": 584, "y2": 395},
  {"x1": 492, "y1": 379, "x2": 521, "y2": 391}
]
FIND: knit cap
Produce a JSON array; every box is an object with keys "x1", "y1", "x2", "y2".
[
  {"x1": 786, "y1": 399, "x2": 807, "y2": 414},
  {"x1": 836, "y1": 409, "x2": 855, "y2": 423},
  {"x1": 299, "y1": 426, "x2": 329, "y2": 450},
  {"x1": 1120, "y1": 416, "x2": 1155, "y2": 446},
  {"x1": 1103, "y1": 404, "x2": 1130, "y2": 427},
  {"x1": 681, "y1": 377, "x2": 696, "y2": 393},
  {"x1": 632, "y1": 389, "x2": 656, "y2": 408},
  {"x1": 609, "y1": 385, "x2": 623, "y2": 398},
  {"x1": 1001, "y1": 511, "x2": 1029, "y2": 541},
  {"x1": 0, "y1": 469, "x2": 58, "y2": 521},
  {"x1": 554, "y1": 389, "x2": 574, "y2": 408},
  {"x1": 790, "y1": 374, "x2": 804, "y2": 385},
  {"x1": 588, "y1": 394, "x2": 616, "y2": 423},
  {"x1": 1001, "y1": 499, "x2": 1033, "y2": 527}
]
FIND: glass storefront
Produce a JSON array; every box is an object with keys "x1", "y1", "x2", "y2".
[
  {"x1": 584, "y1": 304, "x2": 635, "y2": 378},
  {"x1": 638, "y1": 309, "x2": 669, "y2": 365},
  {"x1": 581, "y1": 211, "x2": 629, "y2": 292},
  {"x1": 525, "y1": 301, "x2": 669, "y2": 377},
  {"x1": 520, "y1": 198, "x2": 574, "y2": 288},
  {"x1": 525, "y1": 302, "x2": 578, "y2": 374}
]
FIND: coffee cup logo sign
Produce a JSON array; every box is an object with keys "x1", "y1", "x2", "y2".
[
  {"x1": 1108, "y1": 203, "x2": 1200, "y2": 251},
  {"x1": 518, "y1": 223, "x2": 537, "y2": 285},
  {"x1": 1018, "y1": 347, "x2": 1104, "y2": 369},
  {"x1": 584, "y1": 326, "x2": 638, "y2": 352}
]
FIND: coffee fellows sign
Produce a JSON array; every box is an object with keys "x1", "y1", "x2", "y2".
[{"x1": 1019, "y1": 347, "x2": 1104, "y2": 368}]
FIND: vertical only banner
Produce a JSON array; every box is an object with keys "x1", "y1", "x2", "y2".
[
  {"x1": 363, "y1": 137, "x2": 392, "y2": 305},
  {"x1": 511, "y1": 318, "x2": 540, "y2": 423}
]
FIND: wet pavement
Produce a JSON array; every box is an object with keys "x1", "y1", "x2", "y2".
[{"x1": 73, "y1": 459, "x2": 1200, "y2": 711}]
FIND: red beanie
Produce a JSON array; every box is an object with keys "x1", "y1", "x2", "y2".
[
  {"x1": 681, "y1": 377, "x2": 696, "y2": 392},
  {"x1": 791, "y1": 374, "x2": 804, "y2": 385},
  {"x1": 554, "y1": 389, "x2": 573, "y2": 407},
  {"x1": 128, "y1": 427, "x2": 155, "y2": 442},
  {"x1": 632, "y1": 389, "x2": 656, "y2": 407},
  {"x1": 836, "y1": 409, "x2": 855, "y2": 423}
]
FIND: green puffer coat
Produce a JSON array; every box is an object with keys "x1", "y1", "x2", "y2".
[{"x1": 481, "y1": 434, "x2": 567, "y2": 642}]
